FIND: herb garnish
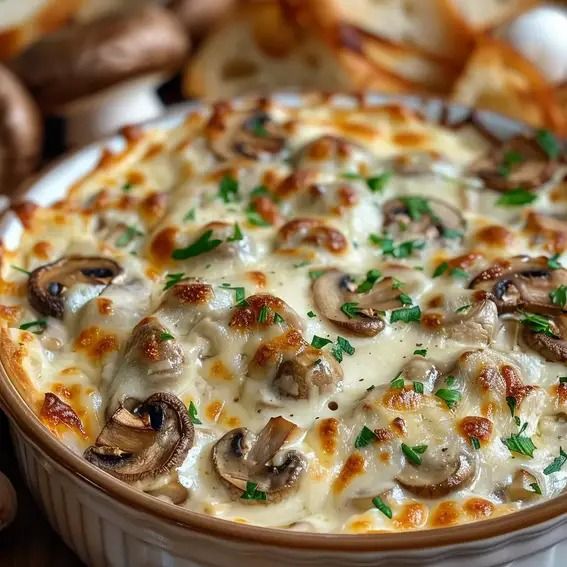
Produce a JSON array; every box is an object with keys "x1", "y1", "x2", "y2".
[
  {"x1": 536, "y1": 129, "x2": 560, "y2": 160},
  {"x1": 413, "y1": 381, "x2": 424, "y2": 394},
  {"x1": 470, "y1": 437, "x2": 481, "y2": 450},
  {"x1": 356, "y1": 269, "x2": 382, "y2": 293},
  {"x1": 520, "y1": 312, "x2": 556, "y2": 337},
  {"x1": 390, "y1": 305, "x2": 421, "y2": 323},
  {"x1": 218, "y1": 175, "x2": 239, "y2": 203},
  {"x1": 188, "y1": 401, "x2": 202, "y2": 424},
  {"x1": 227, "y1": 223, "x2": 243, "y2": 242},
  {"x1": 121, "y1": 182, "x2": 133, "y2": 192},
  {"x1": 390, "y1": 374, "x2": 405, "y2": 389},
  {"x1": 413, "y1": 349, "x2": 427, "y2": 357},
  {"x1": 354, "y1": 425, "x2": 378, "y2": 448},
  {"x1": 19, "y1": 319, "x2": 47, "y2": 334},
  {"x1": 442, "y1": 228, "x2": 464, "y2": 240},
  {"x1": 543, "y1": 447, "x2": 567, "y2": 475},
  {"x1": 241, "y1": 481, "x2": 267, "y2": 501},
  {"x1": 11, "y1": 265, "x2": 30, "y2": 276},
  {"x1": 372, "y1": 496, "x2": 393, "y2": 519},
  {"x1": 506, "y1": 396, "x2": 517, "y2": 418},
  {"x1": 343, "y1": 171, "x2": 391, "y2": 192},
  {"x1": 498, "y1": 150, "x2": 523, "y2": 177},
  {"x1": 435, "y1": 377, "x2": 461, "y2": 409},
  {"x1": 258, "y1": 305, "x2": 270, "y2": 324},
  {"x1": 274, "y1": 312, "x2": 285, "y2": 324},
  {"x1": 172, "y1": 230, "x2": 223, "y2": 260},
  {"x1": 311, "y1": 335, "x2": 332, "y2": 349},
  {"x1": 369, "y1": 234, "x2": 425, "y2": 259},
  {"x1": 548, "y1": 254, "x2": 563, "y2": 270},
  {"x1": 340, "y1": 302, "x2": 361, "y2": 319},
  {"x1": 160, "y1": 331, "x2": 174, "y2": 341},
  {"x1": 401, "y1": 443, "x2": 427, "y2": 466},
  {"x1": 433, "y1": 262, "x2": 449, "y2": 278},
  {"x1": 529, "y1": 482, "x2": 542, "y2": 495},
  {"x1": 550, "y1": 285, "x2": 567, "y2": 309},
  {"x1": 332, "y1": 336, "x2": 355, "y2": 362},
  {"x1": 163, "y1": 272, "x2": 189, "y2": 291},
  {"x1": 502, "y1": 422, "x2": 536, "y2": 458},
  {"x1": 456, "y1": 304, "x2": 472, "y2": 313},
  {"x1": 399, "y1": 292, "x2": 413, "y2": 306},
  {"x1": 183, "y1": 208, "x2": 196, "y2": 222},
  {"x1": 308, "y1": 269, "x2": 325, "y2": 281},
  {"x1": 399, "y1": 196, "x2": 432, "y2": 221},
  {"x1": 115, "y1": 225, "x2": 143, "y2": 248},
  {"x1": 496, "y1": 188, "x2": 537, "y2": 207},
  {"x1": 220, "y1": 283, "x2": 246, "y2": 305}
]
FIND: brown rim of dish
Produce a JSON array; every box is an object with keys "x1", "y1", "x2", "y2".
[{"x1": 0, "y1": 93, "x2": 566, "y2": 552}]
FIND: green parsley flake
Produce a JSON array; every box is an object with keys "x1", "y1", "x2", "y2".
[
  {"x1": 372, "y1": 496, "x2": 393, "y2": 519},
  {"x1": 115, "y1": 225, "x2": 144, "y2": 248},
  {"x1": 506, "y1": 396, "x2": 517, "y2": 417},
  {"x1": 274, "y1": 312, "x2": 285, "y2": 324},
  {"x1": 19, "y1": 319, "x2": 47, "y2": 334},
  {"x1": 399, "y1": 292, "x2": 413, "y2": 306},
  {"x1": 163, "y1": 272, "x2": 189, "y2": 291},
  {"x1": 543, "y1": 447, "x2": 567, "y2": 475},
  {"x1": 390, "y1": 305, "x2": 421, "y2": 323},
  {"x1": 451, "y1": 267, "x2": 469, "y2": 280},
  {"x1": 502, "y1": 422, "x2": 536, "y2": 458},
  {"x1": 220, "y1": 284, "x2": 246, "y2": 305},
  {"x1": 471, "y1": 437, "x2": 481, "y2": 450},
  {"x1": 536, "y1": 129, "x2": 560, "y2": 160},
  {"x1": 435, "y1": 382, "x2": 461, "y2": 409},
  {"x1": 366, "y1": 172, "x2": 392, "y2": 193},
  {"x1": 442, "y1": 228, "x2": 463, "y2": 240},
  {"x1": 529, "y1": 482, "x2": 542, "y2": 495},
  {"x1": 121, "y1": 182, "x2": 133, "y2": 192},
  {"x1": 368, "y1": 234, "x2": 425, "y2": 259},
  {"x1": 456, "y1": 304, "x2": 472, "y2": 313},
  {"x1": 496, "y1": 188, "x2": 537, "y2": 207},
  {"x1": 188, "y1": 401, "x2": 202, "y2": 424},
  {"x1": 390, "y1": 374, "x2": 405, "y2": 389},
  {"x1": 172, "y1": 230, "x2": 223, "y2": 260},
  {"x1": 498, "y1": 150, "x2": 524, "y2": 177},
  {"x1": 520, "y1": 312, "x2": 557, "y2": 337},
  {"x1": 160, "y1": 331, "x2": 174, "y2": 341},
  {"x1": 218, "y1": 175, "x2": 239, "y2": 203},
  {"x1": 307, "y1": 310, "x2": 317, "y2": 318},
  {"x1": 227, "y1": 223, "x2": 244, "y2": 242},
  {"x1": 241, "y1": 481, "x2": 267, "y2": 501},
  {"x1": 401, "y1": 443, "x2": 427, "y2": 466},
  {"x1": 340, "y1": 302, "x2": 361, "y2": 319},
  {"x1": 413, "y1": 349, "x2": 427, "y2": 357},
  {"x1": 311, "y1": 335, "x2": 332, "y2": 349},
  {"x1": 308, "y1": 269, "x2": 325, "y2": 281},
  {"x1": 548, "y1": 254, "x2": 563, "y2": 270},
  {"x1": 356, "y1": 269, "x2": 382, "y2": 293},
  {"x1": 354, "y1": 425, "x2": 377, "y2": 448},
  {"x1": 399, "y1": 196, "x2": 432, "y2": 221},
  {"x1": 257, "y1": 305, "x2": 269, "y2": 324},
  {"x1": 11, "y1": 265, "x2": 30, "y2": 276},
  {"x1": 433, "y1": 262, "x2": 449, "y2": 278},
  {"x1": 413, "y1": 381, "x2": 424, "y2": 394},
  {"x1": 550, "y1": 285, "x2": 567, "y2": 308},
  {"x1": 183, "y1": 208, "x2": 196, "y2": 222}
]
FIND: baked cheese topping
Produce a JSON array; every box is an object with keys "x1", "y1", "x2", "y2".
[{"x1": 1, "y1": 96, "x2": 567, "y2": 533}]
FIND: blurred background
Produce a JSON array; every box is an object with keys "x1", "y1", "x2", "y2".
[
  {"x1": 0, "y1": 0, "x2": 566, "y2": 564},
  {"x1": 0, "y1": 0, "x2": 566, "y2": 200}
]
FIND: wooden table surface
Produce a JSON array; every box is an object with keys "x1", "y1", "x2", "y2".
[{"x1": 0, "y1": 411, "x2": 82, "y2": 566}]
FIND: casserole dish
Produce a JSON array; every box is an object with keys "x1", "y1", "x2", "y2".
[{"x1": 0, "y1": 92, "x2": 566, "y2": 566}]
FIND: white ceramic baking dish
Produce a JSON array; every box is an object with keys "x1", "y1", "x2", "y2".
[{"x1": 0, "y1": 93, "x2": 566, "y2": 567}]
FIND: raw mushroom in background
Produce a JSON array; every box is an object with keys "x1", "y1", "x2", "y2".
[{"x1": 11, "y1": 4, "x2": 189, "y2": 147}]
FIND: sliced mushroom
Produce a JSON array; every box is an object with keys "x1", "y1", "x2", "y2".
[
  {"x1": 84, "y1": 392, "x2": 194, "y2": 484},
  {"x1": 382, "y1": 195, "x2": 465, "y2": 241},
  {"x1": 400, "y1": 356, "x2": 441, "y2": 393},
  {"x1": 521, "y1": 314, "x2": 567, "y2": 363},
  {"x1": 207, "y1": 107, "x2": 287, "y2": 161},
  {"x1": 294, "y1": 135, "x2": 374, "y2": 171},
  {"x1": 312, "y1": 269, "x2": 403, "y2": 337},
  {"x1": 275, "y1": 218, "x2": 348, "y2": 256},
  {"x1": 28, "y1": 256, "x2": 123, "y2": 318},
  {"x1": 229, "y1": 294, "x2": 303, "y2": 332},
  {"x1": 469, "y1": 256, "x2": 567, "y2": 314},
  {"x1": 504, "y1": 469, "x2": 542, "y2": 502},
  {"x1": 396, "y1": 442, "x2": 477, "y2": 499},
  {"x1": 469, "y1": 135, "x2": 561, "y2": 192},
  {"x1": 442, "y1": 299, "x2": 499, "y2": 344},
  {"x1": 212, "y1": 416, "x2": 306, "y2": 502}
]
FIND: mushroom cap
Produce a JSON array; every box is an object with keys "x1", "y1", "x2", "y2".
[
  {"x1": 84, "y1": 392, "x2": 194, "y2": 483},
  {"x1": 522, "y1": 315, "x2": 567, "y2": 363},
  {"x1": 212, "y1": 416, "x2": 306, "y2": 503},
  {"x1": 0, "y1": 64, "x2": 42, "y2": 195},
  {"x1": 469, "y1": 255, "x2": 567, "y2": 315},
  {"x1": 11, "y1": 4, "x2": 189, "y2": 110},
  {"x1": 28, "y1": 255, "x2": 123, "y2": 318}
]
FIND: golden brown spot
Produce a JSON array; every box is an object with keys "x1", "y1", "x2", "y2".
[
  {"x1": 40, "y1": 393, "x2": 85, "y2": 436},
  {"x1": 208, "y1": 359, "x2": 232, "y2": 381},
  {"x1": 150, "y1": 226, "x2": 179, "y2": 264},
  {"x1": 144, "y1": 142, "x2": 164, "y2": 159},
  {"x1": 447, "y1": 252, "x2": 483, "y2": 269},
  {"x1": 246, "y1": 271, "x2": 267, "y2": 288},
  {"x1": 60, "y1": 367, "x2": 80, "y2": 376},
  {"x1": 173, "y1": 283, "x2": 213, "y2": 304},
  {"x1": 229, "y1": 294, "x2": 288, "y2": 330},
  {"x1": 120, "y1": 124, "x2": 144, "y2": 143},
  {"x1": 430, "y1": 501, "x2": 460, "y2": 527},
  {"x1": 127, "y1": 170, "x2": 145, "y2": 185},
  {"x1": 421, "y1": 312, "x2": 444, "y2": 329},
  {"x1": 391, "y1": 417, "x2": 407, "y2": 436},
  {"x1": 476, "y1": 225, "x2": 513, "y2": 247},
  {"x1": 393, "y1": 502, "x2": 428, "y2": 530},
  {"x1": 392, "y1": 131, "x2": 428, "y2": 147},
  {"x1": 501, "y1": 365, "x2": 535, "y2": 407},
  {"x1": 0, "y1": 279, "x2": 26, "y2": 297},
  {"x1": 382, "y1": 386, "x2": 422, "y2": 411},
  {"x1": 251, "y1": 329, "x2": 306, "y2": 368},
  {"x1": 96, "y1": 298, "x2": 113, "y2": 316},
  {"x1": 332, "y1": 452, "x2": 366, "y2": 493},
  {"x1": 32, "y1": 241, "x2": 52, "y2": 260},
  {"x1": 463, "y1": 498, "x2": 495, "y2": 520},
  {"x1": 74, "y1": 327, "x2": 118, "y2": 359},
  {"x1": 557, "y1": 382, "x2": 567, "y2": 406},
  {"x1": 477, "y1": 366, "x2": 503, "y2": 392},
  {"x1": 249, "y1": 196, "x2": 281, "y2": 225},
  {"x1": 459, "y1": 416, "x2": 493, "y2": 442},
  {"x1": 317, "y1": 418, "x2": 339, "y2": 457},
  {"x1": 275, "y1": 170, "x2": 316, "y2": 198},
  {"x1": 374, "y1": 427, "x2": 394, "y2": 442},
  {"x1": 12, "y1": 201, "x2": 38, "y2": 229},
  {"x1": 526, "y1": 211, "x2": 567, "y2": 253},
  {"x1": 52, "y1": 383, "x2": 72, "y2": 399},
  {"x1": 206, "y1": 400, "x2": 224, "y2": 422},
  {"x1": 0, "y1": 304, "x2": 22, "y2": 323},
  {"x1": 140, "y1": 192, "x2": 167, "y2": 223},
  {"x1": 141, "y1": 335, "x2": 161, "y2": 362},
  {"x1": 427, "y1": 295, "x2": 444, "y2": 309}
]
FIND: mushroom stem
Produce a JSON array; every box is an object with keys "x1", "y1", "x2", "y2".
[{"x1": 64, "y1": 76, "x2": 164, "y2": 147}]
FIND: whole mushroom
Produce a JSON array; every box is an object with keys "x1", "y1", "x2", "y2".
[
  {"x1": 212, "y1": 416, "x2": 306, "y2": 503},
  {"x1": 11, "y1": 4, "x2": 189, "y2": 146},
  {"x1": 0, "y1": 64, "x2": 42, "y2": 197}
]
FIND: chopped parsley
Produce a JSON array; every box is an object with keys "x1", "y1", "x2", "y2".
[
  {"x1": 218, "y1": 175, "x2": 239, "y2": 203},
  {"x1": 560, "y1": 376, "x2": 567, "y2": 384},
  {"x1": 399, "y1": 292, "x2": 413, "y2": 306},
  {"x1": 160, "y1": 331, "x2": 174, "y2": 341},
  {"x1": 172, "y1": 230, "x2": 223, "y2": 259},
  {"x1": 451, "y1": 267, "x2": 469, "y2": 280},
  {"x1": 520, "y1": 312, "x2": 556, "y2": 337},
  {"x1": 496, "y1": 188, "x2": 537, "y2": 207},
  {"x1": 536, "y1": 129, "x2": 560, "y2": 160},
  {"x1": 250, "y1": 185, "x2": 270, "y2": 198},
  {"x1": 550, "y1": 285, "x2": 567, "y2": 309},
  {"x1": 307, "y1": 310, "x2": 317, "y2": 318},
  {"x1": 293, "y1": 261, "x2": 310, "y2": 268},
  {"x1": 401, "y1": 443, "x2": 427, "y2": 466},
  {"x1": 456, "y1": 304, "x2": 472, "y2": 313},
  {"x1": 241, "y1": 481, "x2": 267, "y2": 501},
  {"x1": 19, "y1": 319, "x2": 47, "y2": 334},
  {"x1": 372, "y1": 496, "x2": 393, "y2": 519},
  {"x1": 121, "y1": 182, "x2": 133, "y2": 192},
  {"x1": 470, "y1": 437, "x2": 481, "y2": 450},
  {"x1": 163, "y1": 272, "x2": 189, "y2": 291},
  {"x1": 366, "y1": 172, "x2": 392, "y2": 193},
  {"x1": 311, "y1": 335, "x2": 332, "y2": 349},
  {"x1": 390, "y1": 374, "x2": 405, "y2": 389},
  {"x1": 11, "y1": 265, "x2": 30, "y2": 276},
  {"x1": 332, "y1": 336, "x2": 355, "y2": 362},
  {"x1": 502, "y1": 422, "x2": 536, "y2": 458},
  {"x1": 227, "y1": 223, "x2": 244, "y2": 242},
  {"x1": 498, "y1": 150, "x2": 524, "y2": 177},
  {"x1": 369, "y1": 234, "x2": 425, "y2": 259},
  {"x1": 548, "y1": 254, "x2": 563, "y2": 270},
  {"x1": 115, "y1": 225, "x2": 143, "y2": 248},
  {"x1": 274, "y1": 312, "x2": 285, "y2": 324},
  {"x1": 356, "y1": 269, "x2": 382, "y2": 293},
  {"x1": 391, "y1": 278, "x2": 404, "y2": 289},
  {"x1": 442, "y1": 228, "x2": 464, "y2": 240},
  {"x1": 399, "y1": 196, "x2": 432, "y2": 221},
  {"x1": 413, "y1": 349, "x2": 427, "y2": 357},
  {"x1": 220, "y1": 284, "x2": 246, "y2": 304},
  {"x1": 433, "y1": 262, "x2": 449, "y2": 278},
  {"x1": 257, "y1": 305, "x2": 270, "y2": 324},
  {"x1": 188, "y1": 401, "x2": 202, "y2": 424},
  {"x1": 246, "y1": 206, "x2": 271, "y2": 227},
  {"x1": 340, "y1": 302, "x2": 361, "y2": 319},
  {"x1": 413, "y1": 381, "x2": 424, "y2": 394},
  {"x1": 308, "y1": 269, "x2": 325, "y2": 281},
  {"x1": 354, "y1": 425, "x2": 377, "y2": 448},
  {"x1": 529, "y1": 482, "x2": 542, "y2": 495},
  {"x1": 390, "y1": 305, "x2": 421, "y2": 323},
  {"x1": 183, "y1": 208, "x2": 196, "y2": 222},
  {"x1": 435, "y1": 378, "x2": 461, "y2": 409},
  {"x1": 506, "y1": 396, "x2": 517, "y2": 418},
  {"x1": 543, "y1": 447, "x2": 567, "y2": 475}
]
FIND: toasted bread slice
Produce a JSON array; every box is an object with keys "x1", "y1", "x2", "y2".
[
  {"x1": 443, "y1": 0, "x2": 540, "y2": 32},
  {"x1": 298, "y1": 0, "x2": 473, "y2": 63},
  {"x1": 184, "y1": 2, "x2": 354, "y2": 99},
  {"x1": 452, "y1": 39, "x2": 566, "y2": 133},
  {"x1": 0, "y1": 0, "x2": 82, "y2": 60}
]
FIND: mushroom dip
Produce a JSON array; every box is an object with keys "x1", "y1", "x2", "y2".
[{"x1": 1, "y1": 96, "x2": 567, "y2": 533}]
